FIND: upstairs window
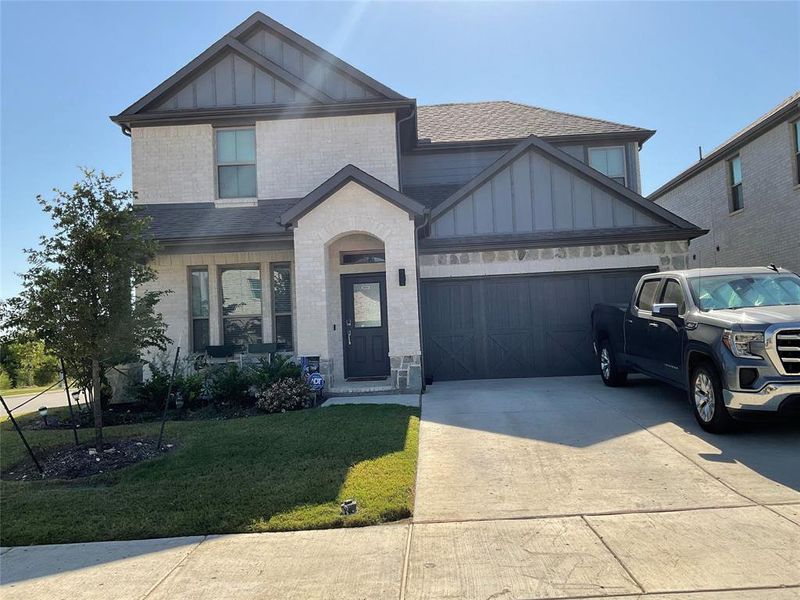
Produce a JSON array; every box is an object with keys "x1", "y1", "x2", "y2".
[
  {"x1": 794, "y1": 122, "x2": 800, "y2": 184},
  {"x1": 216, "y1": 128, "x2": 256, "y2": 199},
  {"x1": 729, "y1": 155, "x2": 743, "y2": 212},
  {"x1": 588, "y1": 146, "x2": 626, "y2": 186}
]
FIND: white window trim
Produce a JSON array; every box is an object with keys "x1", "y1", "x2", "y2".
[
  {"x1": 214, "y1": 126, "x2": 257, "y2": 202},
  {"x1": 588, "y1": 145, "x2": 627, "y2": 187}
]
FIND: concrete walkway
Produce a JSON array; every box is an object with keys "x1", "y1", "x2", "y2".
[{"x1": 2, "y1": 376, "x2": 799, "y2": 599}]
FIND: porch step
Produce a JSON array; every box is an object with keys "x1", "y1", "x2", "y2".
[
  {"x1": 326, "y1": 379, "x2": 396, "y2": 396},
  {"x1": 322, "y1": 394, "x2": 420, "y2": 408}
]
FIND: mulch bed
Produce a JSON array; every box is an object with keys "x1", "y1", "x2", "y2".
[{"x1": 1, "y1": 438, "x2": 175, "y2": 481}]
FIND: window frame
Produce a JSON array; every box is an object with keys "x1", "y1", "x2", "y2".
[
  {"x1": 215, "y1": 127, "x2": 257, "y2": 200},
  {"x1": 218, "y1": 264, "x2": 264, "y2": 349},
  {"x1": 588, "y1": 145, "x2": 627, "y2": 186},
  {"x1": 188, "y1": 266, "x2": 210, "y2": 353},
  {"x1": 339, "y1": 250, "x2": 386, "y2": 265},
  {"x1": 728, "y1": 154, "x2": 744, "y2": 213},
  {"x1": 635, "y1": 278, "x2": 662, "y2": 313},
  {"x1": 659, "y1": 278, "x2": 687, "y2": 316},
  {"x1": 270, "y1": 262, "x2": 294, "y2": 351}
]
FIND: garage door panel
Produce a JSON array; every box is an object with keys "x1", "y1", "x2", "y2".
[{"x1": 421, "y1": 268, "x2": 652, "y2": 382}]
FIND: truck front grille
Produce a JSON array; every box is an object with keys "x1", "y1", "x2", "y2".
[{"x1": 776, "y1": 329, "x2": 800, "y2": 374}]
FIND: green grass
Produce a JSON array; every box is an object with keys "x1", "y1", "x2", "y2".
[
  {"x1": 0, "y1": 384, "x2": 56, "y2": 398},
  {"x1": 0, "y1": 405, "x2": 419, "y2": 546}
]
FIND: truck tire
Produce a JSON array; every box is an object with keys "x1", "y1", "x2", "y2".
[
  {"x1": 690, "y1": 361, "x2": 734, "y2": 433},
  {"x1": 599, "y1": 339, "x2": 627, "y2": 387}
]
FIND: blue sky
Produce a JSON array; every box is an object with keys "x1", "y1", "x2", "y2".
[{"x1": 1, "y1": 1, "x2": 798, "y2": 298}]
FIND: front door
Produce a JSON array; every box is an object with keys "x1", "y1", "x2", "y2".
[{"x1": 342, "y1": 273, "x2": 390, "y2": 379}]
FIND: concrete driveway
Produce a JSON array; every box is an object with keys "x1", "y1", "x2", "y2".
[
  {"x1": 3, "y1": 376, "x2": 799, "y2": 599},
  {"x1": 408, "y1": 375, "x2": 800, "y2": 599}
]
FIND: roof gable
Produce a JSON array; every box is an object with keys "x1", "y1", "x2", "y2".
[
  {"x1": 280, "y1": 164, "x2": 426, "y2": 226},
  {"x1": 113, "y1": 12, "x2": 408, "y2": 124},
  {"x1": 429, "y1": 135, "x2": 700, "y2": 239}
]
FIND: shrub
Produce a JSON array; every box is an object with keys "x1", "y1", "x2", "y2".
[
  {"x1": 255, "y1": 378, "x2": 313, "y2": 414},
  {"x1": 205, "y1": 363, "x2": 254, "y2": 408},
  {"x1": 136, "y1": 353, "x2": 204, "y2": 412},
  {"x1": 249, "y1": 355, "x2": 301, "y2": 391}
]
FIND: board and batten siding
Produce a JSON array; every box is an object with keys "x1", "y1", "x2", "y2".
[
  {"x1": 402, "y1": 142, "x2": 641, "y2": 193},
  {"x1": 430, "y1": 148, "x2": 658, "y2": 238}
]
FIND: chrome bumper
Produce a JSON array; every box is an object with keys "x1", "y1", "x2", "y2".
[{"x1": 724, "y1": 382, "x2": 800, "y2": 412}]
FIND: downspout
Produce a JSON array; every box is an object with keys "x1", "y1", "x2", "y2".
[
  {"x1": 414, "y1": 211, "x2": 430, "y2": 394},
  {"x1": 395, "y1": 106, "x2": 416, "y2": 193}
]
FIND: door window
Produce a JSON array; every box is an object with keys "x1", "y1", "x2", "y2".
[
  {"x1": 660, "y1": 279, "x2": 686, "y2": 314},
  {"x1": 636, "y1": 279, "x2": 661, "y2": 311},
  {"x1": 353, "y1": 282, "x2": 382, "y2": 328}
]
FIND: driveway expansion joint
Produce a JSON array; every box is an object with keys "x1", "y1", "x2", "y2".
[{"x1": 141, "y1": 535, "x2": 208, "y2": 599}]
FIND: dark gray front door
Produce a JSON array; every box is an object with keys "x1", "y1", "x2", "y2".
[
  {"x1": 421, "y1": 269, "x2": 652, "y2": 381},
  {"x1": 342, "y1": 273, "x2": 390, "y2": 379}
]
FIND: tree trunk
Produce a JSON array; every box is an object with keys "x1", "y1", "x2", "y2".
[{"x1": 92, "y1": 358, "x2": 103, "y2": 450}]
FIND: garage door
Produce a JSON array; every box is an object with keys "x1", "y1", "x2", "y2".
[{"x1": 420, "y1": 269, "x2": 651, "y2": 381}]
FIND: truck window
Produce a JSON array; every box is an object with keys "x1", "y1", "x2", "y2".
[
  {"x1": 636, "y1": 279, "x2": 661, "y2": 311},
  {"x1": 660, "y1": 279, "x2": 686, "y2": 314}
]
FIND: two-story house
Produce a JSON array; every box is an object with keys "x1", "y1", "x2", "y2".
[
  {"x1": 651, "y1": 91, "x2": 800, "y2": 273},
  {"x1": 112, "y1": 12, "x2": 703, "y2": 393}
]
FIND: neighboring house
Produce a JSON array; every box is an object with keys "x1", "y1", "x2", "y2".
[
  {"x1": 651, "y1": 91, "x2": 800, "y2": 274},
  {"x1": 111, "y1": 12, "x2": 703, "y2": 392}
]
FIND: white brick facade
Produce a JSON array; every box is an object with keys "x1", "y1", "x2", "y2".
[
  {"x1": 132, "y1": 125, "x2": 216, "y2": 204},
  {"x1": 292, "y1": 180, "x2": 420, "y2": 389},
  {"x1": 655, "y1": 121, "x2": 800, "y2": 273},
  {"x1": 256, "y1": 113, "x2": 399, "y2": 198},
  {"x1": 131, "y1": 113, "x2": 399, "y2": 206},
  {"x1": 141, "y1": 248, "x2": 293, "y2": 359}
]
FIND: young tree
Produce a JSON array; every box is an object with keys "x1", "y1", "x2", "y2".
[{"x1": 1, "y1": 169, "x2": 170, "y2": 448}]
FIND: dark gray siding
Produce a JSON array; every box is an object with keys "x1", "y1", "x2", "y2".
[
  {"x1": 402, "y1": 141, "x2": 640, "y2": 194},
  {"x1": 430, "y1": 147, "x2": 659, "y2": 238},
  {"x1": 421, "y1": 268, "x2": 651, "y2": 381},
  {"x1": 402, "y1": 149, "x2": 507, "y2": 187},
  {"x1": 243, "y1": 29, "x2": 378, "y2": 101},
  {"x1": 157, "y1": 52, "x2": 316, "y2": 110}
]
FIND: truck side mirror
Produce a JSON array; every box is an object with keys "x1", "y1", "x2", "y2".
[{"x1": 652, "y1": 303, "x2": 680, "y2": 318}]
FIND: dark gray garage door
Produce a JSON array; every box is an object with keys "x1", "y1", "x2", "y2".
[{"x1": 420, "y1": 269, "x2": 652, "y2": 381}]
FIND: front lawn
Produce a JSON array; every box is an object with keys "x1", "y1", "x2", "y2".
[{"x1": 0, "y1": 404, "x2": 419, "y2": 546}]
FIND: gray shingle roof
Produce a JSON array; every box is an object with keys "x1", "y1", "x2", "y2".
[
  {"x1": 137, "y1": 199, "x2": 298, "y2": 242},
  {"x1": 403, "y1": 183, "x2": 463, "y2": 209},
  {"x1": 416, "y1": 101, "x2": 653, "y2": 144}
]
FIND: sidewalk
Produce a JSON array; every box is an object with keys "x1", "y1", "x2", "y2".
[{"x1": 3, "y1": 510, "x2": 799, "y2": 600}]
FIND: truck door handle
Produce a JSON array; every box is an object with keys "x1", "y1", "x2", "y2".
[
  {"x1": 626, "y1": 319, "x2": 634, "y2": 324},
  {"x1": 648, "y1": 322, "x2": 659, "y2": 328}
]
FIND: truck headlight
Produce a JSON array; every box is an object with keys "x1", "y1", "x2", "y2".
[{"x1": 722, "y1": 330, "x2": 764, "y2": 359}]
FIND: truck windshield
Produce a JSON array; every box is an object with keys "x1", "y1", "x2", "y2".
[{"x1": 688, "y1": 273, "x2": 800, "y2": 311}]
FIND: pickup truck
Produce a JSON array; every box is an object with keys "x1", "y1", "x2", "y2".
[{"x1": 592, "y1": 267, "x2": 800, "y2": 432}]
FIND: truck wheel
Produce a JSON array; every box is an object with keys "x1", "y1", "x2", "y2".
[
  {"x1": 599, "y1": 339, "x2": 627, "y2": 387},
  {"x1": 690, "y1": 362, "x2": 733, "y2": 433}
]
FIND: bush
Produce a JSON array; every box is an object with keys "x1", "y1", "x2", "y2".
[
  {"x1": 136, "y1": 353, "x2": 204, "y2": 412},
  {"x1": 205, "y1": 363, "x2": 254, "y2": 408},
  {"x1": 255, "y1": 378, "x2": 313, "y2": 414},
  {"x1": 248, "y1": 355, "x2": 301, "y2": 391}
]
